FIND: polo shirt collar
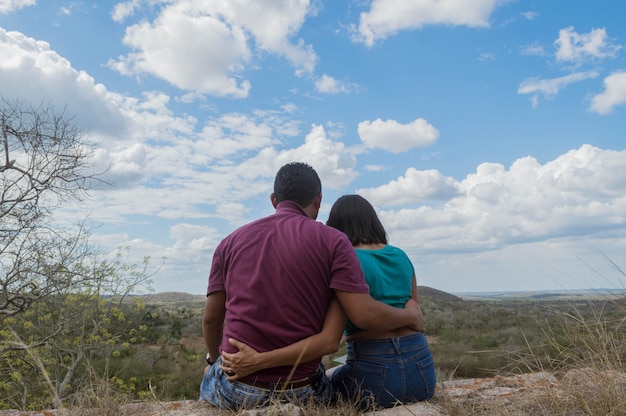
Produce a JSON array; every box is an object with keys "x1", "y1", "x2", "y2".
[{"x1": 275, "y1": 200, "x2": 307, "y2": 216}]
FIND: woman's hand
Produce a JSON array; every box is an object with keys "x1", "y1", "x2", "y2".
[{"x1": 220, "y1": 338, "x2": 263, "y2": 381}]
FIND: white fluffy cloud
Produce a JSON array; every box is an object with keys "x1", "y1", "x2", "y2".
[
  {"x1": 109, "y1": 0, "x2": 316, "y2": 97},
  {"x1": 590, "y1": 71, "x2": 626, "y2": 114},
  {"x1": 358, "y1": 118, "x2": 439, "y2": 153},
  {"x1": 93, "y1": 143, "x2": 148, "y2": 188},
  {"x1": 0, "y1": 28, "x2": 127, "y2": 135},
  {"x1": 111, "y1": 0, "x2": 141, "y2": 22},
  {"x1": 353, "y1": 0, "x2": 498, "y2": 46},
  {"x1": 83, "y1": 120, "x2": 358, "y2": 227},
  {"x1": 170, "y1": 223, "x2": 220, "y2": 252},
  {"x1": 238, "y1": 124, "x2": 359, "y2": 190},
  {"x1": 0, "y1": 0, "x2": 35, "y2": 14},
  {"x1": 377, "y1": 145, "x2": 626, "y2": 253},
  {"x1": 0, "y1": 23, "x2": 313, "y2": 225},
  {"x1": 110, "y1": 6, "x2": 251, "y2": 97},
  {"x1": 358, "y1": 168, "x2": 459, "y2": 207},
  {"x1": 315, "y1": 74, "x2": 358, "y2": 94},
  {"x1": 555, "y1": 27, "x2": 622, "y2": 64},
  {"x1": 196, "y1": 113, "x2": 277, "y2": 159},
  {"x1": 517, "y1": 27, "x2": 622, "y2": 109}
]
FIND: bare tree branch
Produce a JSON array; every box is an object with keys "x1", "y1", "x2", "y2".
[{"x1": 1, "y1": 97, "x2": 100, "y2": 316}]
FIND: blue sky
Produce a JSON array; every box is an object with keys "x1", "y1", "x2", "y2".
[{"x1": 2, "y1": 0, "x2": 626, "y2": 294}]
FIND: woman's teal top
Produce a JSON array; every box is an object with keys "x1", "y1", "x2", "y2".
[{"x1": 345, "y1": 244, "x2": 415, "y2": 335}]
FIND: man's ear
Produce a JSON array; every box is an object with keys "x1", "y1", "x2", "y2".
[
  {"x1": 313, "y1": 192, "x2": 322, "y2": 209},
  {"x1": 302, "y1": 193, "x2": 323, "y2": 220},
  {"x1": 270, "y1": 193, "x2": 278, "y2": 208}
]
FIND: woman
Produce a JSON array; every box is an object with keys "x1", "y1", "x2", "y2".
[
  {"x1": 324, "y1": 194, "x2": 436, "y2": 408},
  {"x1": 219, "y1": 195, "x2": 435, "y2": 408}
]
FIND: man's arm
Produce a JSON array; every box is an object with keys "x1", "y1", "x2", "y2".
[
  {"x1": 412, "y1": 274, "x2": 420, "y2": 303},
  {"x1": 203, "y1": 291, "x2": 226, "y2": 365},
  {"x1": 220, "y1": 298, "x2": 346, "y2": 380},
  {"x1": 411, "y1": 275, "x2": 425, "y2": 331},
  {"x1": 335, "y1": 290, "x2": 424, "y2": 332}
]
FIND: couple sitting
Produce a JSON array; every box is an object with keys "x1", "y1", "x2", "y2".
[{"x1": 199, "y1": 162, "x2": 435, "y2": 410}]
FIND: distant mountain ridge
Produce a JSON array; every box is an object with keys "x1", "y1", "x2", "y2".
[
  {"x1": 456, "y1": 288, "x2": 626, "y2": 301},
  {"x1": 417, "y1": 286, "x2": 463, "y2": 302},
  {"x1": 141, "y1": 286, "x2": 462, "y2": 304},
  {"x1": 139, "y1": 287, "x2": 626, "y2": 305},
  {"x1": 140, "y1": 291, "x2": 205, "y2": 304}
]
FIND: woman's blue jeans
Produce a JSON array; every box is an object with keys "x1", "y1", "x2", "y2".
[{"x1": 331, "y1": 332, "x2": 436, "y2": 409}]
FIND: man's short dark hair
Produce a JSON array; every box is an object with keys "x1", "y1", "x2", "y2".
[{"x1": 273, "y1": 162, "x2": 321, "y2": 207}]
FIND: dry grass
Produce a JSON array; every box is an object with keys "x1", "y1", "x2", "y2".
[
  {"x1": 460, "y1": 257, "x2": 626, "y2": 416},
  {"x1": 63, "y1": 366, "x2": 133, "y2": 416}
]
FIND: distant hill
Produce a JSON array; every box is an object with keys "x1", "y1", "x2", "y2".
[
  {"x1": 455, "y1": 288, "x2": 626, "y2": 301},
  {"x1": 140, "y1": 291, "x2": 205, "y2": 305},
  {"x1": 417, "y1": 286, "x2": 463, "y2": 302},
  {"x1": 142, "y1": 287, "x2": 461, "y2": 305}
]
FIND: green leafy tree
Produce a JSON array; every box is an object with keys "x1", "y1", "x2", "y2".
[{"x1": 0, "y1": 248, "x2": 155, "y2": 410}]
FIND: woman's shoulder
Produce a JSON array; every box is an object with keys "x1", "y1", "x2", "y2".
[
  {"x1": 382, "y1": 244, "x2": 406, "y2": 254},
  {"x1": 383, "y1": 245, "x2": 413, "y2": 264}
]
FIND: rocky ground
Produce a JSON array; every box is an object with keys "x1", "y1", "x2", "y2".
[{"x1": 1, "y1": 371, "x2": 622, "y2": 416}]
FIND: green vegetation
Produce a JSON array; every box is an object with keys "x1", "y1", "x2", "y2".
[
  {"x1": 89, "y1": 294, "x2": 208, "y2": 401},
  {"x1": 424, "y1": 292, "x2": 626, "y2": 379},
  {"x1": 1, "y1": 287, "x2": 625, "y2": 413},
  {"x1": 0, "y1": 254, "x2": 156, "y2": 410}
]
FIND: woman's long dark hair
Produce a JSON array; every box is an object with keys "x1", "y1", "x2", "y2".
[{"x1": 326, "y1": 194, "x2": 388, "y2": 246}]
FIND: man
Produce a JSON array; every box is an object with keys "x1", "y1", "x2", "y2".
[{"x1": 200, "y1": 162, "x2": 422, "y2": 409}]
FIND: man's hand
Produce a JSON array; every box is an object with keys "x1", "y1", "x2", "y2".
[
  {"x1": 404, "y1": 298, "x2": 425, "y2": 332},
  {"x1": 220, "y1": 338, "x2": 263, "y2": 381}
]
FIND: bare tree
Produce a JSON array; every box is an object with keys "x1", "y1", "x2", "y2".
[
  {"x1": 0, "y1": 98, "x2": 160, "y2": 409},
  {"x1": 1, "y1": 97, "x2": 98, "y2": 316}
]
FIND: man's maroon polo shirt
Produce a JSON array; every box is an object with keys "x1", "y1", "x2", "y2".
[{"x1": 207, "y1": 201, "x2": 369, "y2": 381}]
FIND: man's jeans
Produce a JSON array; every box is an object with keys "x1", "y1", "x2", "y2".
[
  {"x1": 331, "y1": 332, "x2": 436, "y2": 409},
  {"x1": 199, "y1": 357, "x2": 332, "y2": 410}
]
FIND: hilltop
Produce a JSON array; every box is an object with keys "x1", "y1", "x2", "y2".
[
  {"x1": 140, "y1": 291, "x2": 205, "y2": 304},
  {"x1": 3, "y1": 370, "x2": 623, "y2": 415},
  {"x1": 130, "y1": 287, "x2": 626, "y2": 306},
  {"x1": 3, "y1": 286, "x2": 624, "y2": 415},
  {"x1": 139, "y1": 286, "x2": 462, "y2": 305},
  {"x1": 417, "y1": 286, "x2": 463, "y2": 302}
]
